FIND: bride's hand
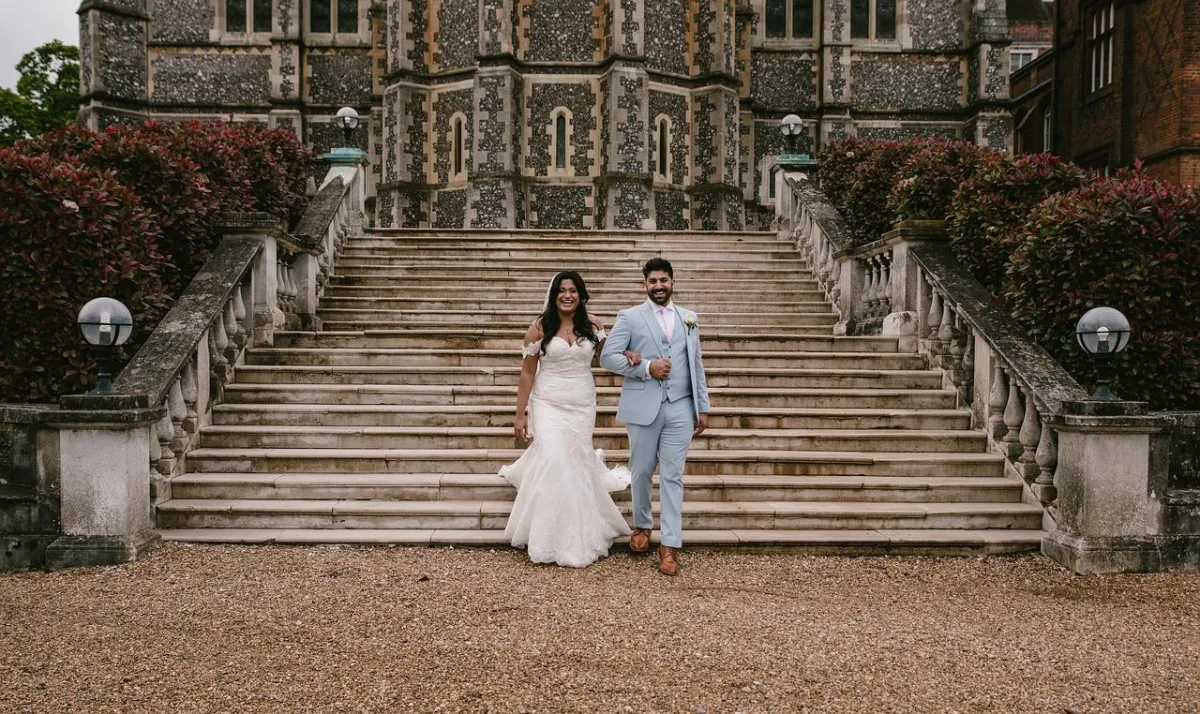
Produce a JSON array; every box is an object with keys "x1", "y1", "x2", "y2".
[
  {"x1": 623, "y1": 350, "x2": 641, "y2": 366},
  {"x1": 514, "y1": 415, "x2": 532, "y2": 441}
]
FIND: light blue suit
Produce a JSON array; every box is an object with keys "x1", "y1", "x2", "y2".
[{"x1": 600, "y1": 300, "x2": 710, "y2": 548}]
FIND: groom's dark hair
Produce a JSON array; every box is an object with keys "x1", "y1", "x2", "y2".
[{"x1": 643, "y1": 257, "x2": 673, "y2": 278}]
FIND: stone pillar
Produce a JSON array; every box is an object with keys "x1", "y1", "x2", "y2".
[
  {"x1": 43, "y1": 412, "x2": 161, "y2": 570},
  {"x1": 1043, "y1": 401, "x2": 1171, "y2": 574},
  {"x1": 820, "y1": 0, "x2": 853, "y2": 145},
  {"x1": 689, "y1": 86, "x2": 742, "y2": 231},
  {"x1": 883, "y1": 220, "x2": 949, "y2": 320},
  {"x1": 600, "y1": 66, "x2": 653, "y2": 229},
  {"x1": 469, "y1": 67, "x2": 523, "y2": 228},
  {"x1": 967, "y1": 0, "x2": 1014, "y2": 152},
  {"x1": 77, "y1": 0, "x2": 150, "y2": 130}
]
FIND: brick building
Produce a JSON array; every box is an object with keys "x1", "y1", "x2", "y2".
[
  {"x1": 1051, "y1": 0, "x2": 1199, "y2": 183},
  {"x1": 78, "y1": 1, "x2": 1017, "y2": 229},
  {"x1": 1008, "y1": 0, "x2": 1054, "y2": 155}
]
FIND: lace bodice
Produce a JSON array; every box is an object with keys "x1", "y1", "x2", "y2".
[{"x1": 521, "y1": 329, "x2": 606, "y2": 380}]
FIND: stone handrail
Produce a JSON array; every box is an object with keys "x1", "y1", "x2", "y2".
[
  {"x1": 780, "y1": 174, "x2": 852, "y2": 331},
  {"x1": 0, "y1": 151, "x2": 369, "y2": 570}
]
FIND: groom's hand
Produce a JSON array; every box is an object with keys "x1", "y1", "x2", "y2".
[
  {"x1": 649, "y1": 358, "x2": 671, "y2": 380},
  {"x1": 693, "y1": 414, "x2": 709, "y2": 437}
]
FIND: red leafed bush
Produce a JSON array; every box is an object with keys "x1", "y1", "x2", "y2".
[
  {"x1": 817, "y1": 137, "x2": 920, "y2": 244},
  {"x1": 134, "y1": 121, "x2": 256, "y2": 213},
  {"x1": 1005, "y1": 173, "x2": 1200, "y2": 409},
  {"x1": 223, "y1": 122, "x2": 313, "y2": 228},
  {"x1": 887, "y1": 140, "x2": 1003, "y2": 223},
  {"x1": 0, "y1": 150, "x2": 169, "y2": 402},
  {"x1": 947, "y1": 153, "x2": 1092, "y2": 294}
]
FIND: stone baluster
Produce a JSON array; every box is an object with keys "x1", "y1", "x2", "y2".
[
  {"x1": 1001, "y1": 371, "x2": 1025, "y2": 461},
  {"x1": 829, "y1": 252, "x2": 842, "y2": 307},
  {"x1": 1018, "y1": 388, "x2": 1042, "y2": 482},
  {"x1": 284, "y1": 260, "x2": 298, "y2": 312},
  {"x1": 819, "y1": 239, "x2": 833, "y2": 288},
  {"x1": 878, "y1": 253, "x2": 892, "y2": 316},
  {"x1": 168, "y1": 376, "x2": 187, "y2": 454},
  {"x1": 222, "y1": 300, "x2": 239, "y2": 364},
  {"x1": 918, "y1": 273, "x2": 933, "y2": 339},
  {"x1": 988, "y1": 360, "x2": 1007, "y2": 441},
  {"x1": 209, "y1": 316, "x2": 230, "y2": 402},
  {"x1": 231, "y1": 282, "x2": 248, "y2": 350},
  {"x1": 960, "y1": 324, "x2": 975, "y2": 404},
  {"x1": 181, "y1": 358, "x2": 199, "y2": 434},
  {"x1": 926, "y1": 288, "x2": 943, "y2": 352},
  {"x1": 155, "y1": 398, "x2": 176, "y2": 475},
  {"x1": 860, "y1": 258, "x2": 876, "y2": 321},
  {"x1": 1034, "y1": 422, "x2": 1058, "y2": 506}
]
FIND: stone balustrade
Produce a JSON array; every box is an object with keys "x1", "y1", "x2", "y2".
[
  {"x1": 0, "y1": 151, "x2": 368, "y2": 570},
  {"x1": 780, "y1": 172, "x2": 1200, "y2": 574}
]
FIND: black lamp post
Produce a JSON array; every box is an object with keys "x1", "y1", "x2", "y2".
[
  {"x1": 336, "y1": 106, "x2": 360, "y2": 147},
  {"x1": 1075, "y1": 306, "x2": 1131, "y2": 401},
  {"x1": 77, "y1": 297, "x2": 134, "y2": 395}
]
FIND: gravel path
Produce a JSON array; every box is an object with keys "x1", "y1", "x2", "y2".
[{"x1": 1, "y1": 544, "x2": 1198, "y2": 713}]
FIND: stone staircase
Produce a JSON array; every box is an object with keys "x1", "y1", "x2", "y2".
[{"x1": 158, "y1": 229, "x2": 1043, "y2": 553}]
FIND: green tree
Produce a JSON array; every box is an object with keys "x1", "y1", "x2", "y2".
[{"x1": 0, "y1": 41, "x2": 80, "y2": 146}]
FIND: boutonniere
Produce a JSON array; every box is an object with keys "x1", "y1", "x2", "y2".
[{"x1": 683, "y1": 314, "x2": 697, "y2": 332}]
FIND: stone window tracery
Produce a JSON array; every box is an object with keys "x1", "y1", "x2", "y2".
[
  {"x1": 764, "y1": 0, "x2": 814, "y2": 40},
  {"x1": 850, "y1": 0, "x2": 896, "y2": 41}
]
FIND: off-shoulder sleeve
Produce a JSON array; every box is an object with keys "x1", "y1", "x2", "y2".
[
  {"x1": 595, "y1": 327, "x2": 607, "y2": 341},
  {"x1": 521, "y1": 341, "x2": 541, "y2": 358}
]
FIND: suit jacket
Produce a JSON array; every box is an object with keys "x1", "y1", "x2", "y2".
[{"x1": 599, "y1": 300, "x2": 711, "y2": 426}]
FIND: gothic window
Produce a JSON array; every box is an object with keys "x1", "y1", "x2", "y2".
[
  {"x1": 768, "y1": 166, "x2": 778, "y2": 199},
  {"x1": 226, "y1": 0, "x2": 273, "y2": 33},
  {"x1": 311, "y1": 0, "x2": 332, "y2": 33},
  {"x1": 1087, "y1": 3, "x2": 1115, "y2": 93},
  {"x1": 850, "y1": 0, "x2": 896, "y2": 41},
  {"x1": 765, "y1": 0, "x2": 815, "y2": 40},
  {"x1": 553, "y1": 111, "x2": 570, "y2": 170},
  {"x1": 338, "y1": 0, "x2": 359, "y2": 33},
  {"x1": 655, "y1": 116, "x2": 671, "y2": 179},
  {"x1": 451, "y1": 116, "x2": 466, "y2": 178}
]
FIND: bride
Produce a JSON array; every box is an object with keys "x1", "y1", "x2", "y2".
[{"x1": 500, "y1": 270, "x2": 633, "y2": 567}]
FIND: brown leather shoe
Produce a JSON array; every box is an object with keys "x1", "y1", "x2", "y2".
[
  {"x1": 629, "y1": 528, "x2": 651, "y2": 553},
  {"x1": 657, "y1": 545, "x2": 680, "y2": 576}
]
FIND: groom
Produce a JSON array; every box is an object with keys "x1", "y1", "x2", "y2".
[{"x1": 600, "y1": 258, "x2": 710, "y2": 576}]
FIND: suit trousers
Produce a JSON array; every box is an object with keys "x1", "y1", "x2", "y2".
[{"x1": 627, "y1": 395, "x2": 694, "y2": 549}]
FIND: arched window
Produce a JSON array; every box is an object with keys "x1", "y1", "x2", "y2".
[
  {"x1": 555, "y1": 114, "x2": 567, "y2": 169},
  {"x1": 655, "y1": 116, "x2": 670, "y2": 179},
  {"x1": 769, "y1": 166, "x2": 779, "y2": 199},
  {"x1": 450, "y1": 114, "x2": 466, "y2": 179}
]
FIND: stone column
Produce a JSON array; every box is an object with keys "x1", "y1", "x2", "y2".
[
  {"x1": 1043, "y1": 401, "x2": 1171, "y2": 574},
  {"x1": 77, "y1": 0, "x2": 150, "y2": 130},
  {"x1": 820, "y1": 0, "x2": 853, "y2": 145},
  {"x1": 967, "y1": 0, "x2": 1014, "y2": 152},
  {"x1": 689, "y1": 86, "x2": 742, "y2": 231},
  {"x1": 600, "y1": 66, "x2": 653, "y2": 229},
  {"x1": 469, "y1": 67, "x2": 523, "y2": 228}
]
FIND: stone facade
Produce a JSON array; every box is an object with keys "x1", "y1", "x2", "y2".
[{"x1": 81, "y1": 0, "x2": 1015, "y2": 229}]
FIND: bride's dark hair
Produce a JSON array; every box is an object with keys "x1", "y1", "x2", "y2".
[{"x1": 538, "y1": 271, "x2": 598, "y2": 355}]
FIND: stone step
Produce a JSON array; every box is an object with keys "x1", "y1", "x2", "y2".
[
  {"x1": 158, "y1": 527, "x2": 1043, "y2": 554},
  {"x1": 197, "y1": 425, "x2": 987, "y2": 452},
  {"x1": 211, "y1": 404, "x2": 972, "y2": 430},
  {"x1": 317, "y1": 321, "x2": 840, "y2": 335},
  {"x1": 332, "y1": 265, "x2": 815, "y2": 281},
  {"x1": 156, "y1": 498, "x2": 1041, "y2": 531},
  {"x1": 311, "y1": 309, "x2": 838, "y2": 327},
  {"x1": 364, "y1": 228, "x2": 778, "y2": 241},
  {"x1": 221, "y1": 384, "x2": 959, "y2": 409},
  {"x1": 170, "y1": 473, "x2": 1022, "y2": 504},
  {"x1": 339, "y1": 245, "x2": 801, "y2": 260},
  {"x1": 185, "y1": 447, "x2": 1004, "y2": 477},
  {"x1": 243, "y1": 348, "x2": 926, "y2": 370},
  {"x1": 271, "y1": 331, "x2": 895, "y2": 352},
  {"x1": 320, "y1": 286, "x2": 829, "y2": 301},
  {"x1": 231, "y1": 365, "x2": 944, "y2": 390},
  {"x1": 328, "y1": 276, "x2": 822, "y2": 291},
  {"x1": 314, "y1": 297, "x2": 837, "y2": 313}
]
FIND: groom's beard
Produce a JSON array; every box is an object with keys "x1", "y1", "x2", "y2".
[{"x1": 648, "y1": 287, "x2": 672, "y2": 305}]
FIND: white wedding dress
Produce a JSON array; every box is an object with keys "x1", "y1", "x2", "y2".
[{"x1": 500, "y1": 333, "x2": 632, "y2": 567}]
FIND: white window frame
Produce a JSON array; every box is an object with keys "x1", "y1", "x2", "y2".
[
  {"x1": 1011, "y1": 50, "x2": 1036, "y2": 74},
  {"x1": 1087, "y1": 2, "x2": 1115, "y2": 94},
  {"x1": 762, "y1": 0, "x2": 817, "y2": 41}
]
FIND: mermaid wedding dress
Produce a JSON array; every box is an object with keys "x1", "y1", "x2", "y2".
[{"x1": 500, "y1": 333, "x2": 631, "y2": 567}]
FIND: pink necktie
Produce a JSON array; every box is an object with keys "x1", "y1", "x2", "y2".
[{"x1": 659, "y1": 308, "x2": 673, "y2": 340}]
